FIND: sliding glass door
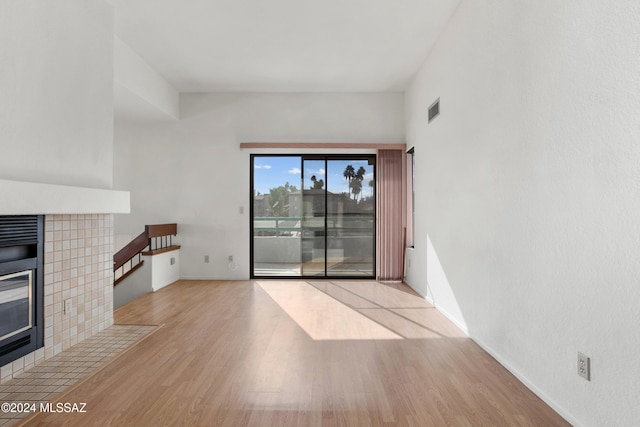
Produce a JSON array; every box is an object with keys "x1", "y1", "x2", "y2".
[
  {"x1": 251, "y1": 155, "x2": 375, "y2": 278},
  {"x1": 301, "y1": 159, "x2": 326, "y2": 276},
  {"x1": 323, "y1": 158, "x2": 375, "y2": 277}
]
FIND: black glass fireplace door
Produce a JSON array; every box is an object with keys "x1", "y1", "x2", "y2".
[
  {"x1": 0, "y1": 215, "x2": 43, "y2": 367},
  {"x1": 0, "y1": 270, "x2": 32, "y2": 341}
]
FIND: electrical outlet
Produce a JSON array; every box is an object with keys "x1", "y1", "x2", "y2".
[
  {"x1": 204, "y1": 255, "x2": 209, "y2": 263},
  {"x1": 578, "y1": 352, "x2": 590, "y2": 381},
  {"x1": 170, "y1": 257, "x2": 175, "y2": 265},
  {"x1": 64, "y1": 299, "x2": 72, "y2": 315},
  {"x1": 228, "y1": 255, "x2": 234, "y2": 262}
]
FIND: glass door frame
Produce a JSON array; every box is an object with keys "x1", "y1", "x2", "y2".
[{"x1": 250, "y1": 153, "x2": 376, "y2": 279}]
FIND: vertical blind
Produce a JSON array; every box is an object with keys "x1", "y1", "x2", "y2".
[{"x1": 376, "y1": 150, "x2": 404, "y2": 281}]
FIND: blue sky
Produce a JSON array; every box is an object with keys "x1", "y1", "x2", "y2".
[{"x1": 253, "y1": 156, "x2": 374, "y2": 198}]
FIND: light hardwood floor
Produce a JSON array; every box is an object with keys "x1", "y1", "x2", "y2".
[{"x1": 25, "y1": 280, "x2": 569, "y2": 426}]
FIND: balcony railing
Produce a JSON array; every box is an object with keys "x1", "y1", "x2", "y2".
[
  {"x1": 253, "y1": 217, "x2": 301, "y2": 237},
  {"x1": 254, "y1": 216, "x2": 374, "y2": 238}
]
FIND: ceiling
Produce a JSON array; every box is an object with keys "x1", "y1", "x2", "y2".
[{"x1": 109, "y1": 0, "x2": 461, "y2": 93}]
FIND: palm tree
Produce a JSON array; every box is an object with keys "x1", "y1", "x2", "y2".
[
  {"x1": 352, "y1": 166, "x2": 366, "y2": 201},
  {"x1": 343, "y1": 165, "x2": 355, "y2": 199},
  {"x1": 351, "y1": 179, "x2": 362, "y2": 201}
]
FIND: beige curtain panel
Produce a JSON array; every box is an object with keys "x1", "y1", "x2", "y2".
[{"x1": 376, "y1": 149, "x2": 405, "y2": 281}]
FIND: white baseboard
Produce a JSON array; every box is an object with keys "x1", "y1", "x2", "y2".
[
  {"x1": 179, "y1": 276, "x2": 219, "y2": 281},
  {"x1": 424, "y1": 295, "x2": 469, "y2": 336},
  {"x1": 178, "y1": 275, "x2": 250, "y2": 281},
  {"x1": 471, "y1": 335, "x2": 580, "y2": 426},
  {"x1": 422, "y1": 294, "x2": 578, "y2": 426}
]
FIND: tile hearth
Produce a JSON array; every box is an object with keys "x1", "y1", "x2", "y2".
[{"x1": 0, "y1": 324, "x2": 157, "y2": 426}]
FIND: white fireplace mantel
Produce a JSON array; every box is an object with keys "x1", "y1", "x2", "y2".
[{"x1": 0, "y1": 179, "x2": 130, "y2": 215}]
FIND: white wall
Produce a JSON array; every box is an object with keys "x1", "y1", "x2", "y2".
[
  {"x1": 114, "y1": 36, "x2": 180, "y2": 122},
  {"x1": 114, "y1": 92, "x2": 404, "y2": 280},
  {"x1": 150, "y1": 250, "x2": 180, "y2": 292},
  {"x1": 405, "y1": 1, "x2": 640, "y2": 425},
  {"x1": 0, "y1": 0, "x2": 114, "y2": 188}
]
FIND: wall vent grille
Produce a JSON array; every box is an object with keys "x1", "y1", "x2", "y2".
[{"x1": 428, "y1": 98, "x2": 440, "y2": 123}]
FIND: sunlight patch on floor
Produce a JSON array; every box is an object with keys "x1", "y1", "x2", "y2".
[
  {"x1": 257, "y1": 281, "x2": 403, "y2": 341},
  {"x1": 329, "y1": 280, "x2": 433, "y2": 308}
]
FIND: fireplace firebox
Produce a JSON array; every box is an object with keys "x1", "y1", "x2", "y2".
[{"x1": 0, "y1": 216, "x2": 43, "y2": 367}]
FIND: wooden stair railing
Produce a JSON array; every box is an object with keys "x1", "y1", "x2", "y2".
[
  {"x1": 144, "y1": 223, "x2": 178, "y2": 254},
  {"x1": 113, "y1": 223, "x2": 179, "y2": 286}
]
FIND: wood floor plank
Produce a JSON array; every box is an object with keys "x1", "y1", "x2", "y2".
[{"x1": 23, "y1": 280, "x2": 570, "y2": 426}]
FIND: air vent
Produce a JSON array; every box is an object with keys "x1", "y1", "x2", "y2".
[
  {"x1": 428, "y1": 98, "x2": 440, "y2": 123},
  {"x1": 0, "y1": 216, "x2": 39, "y2": 247}
]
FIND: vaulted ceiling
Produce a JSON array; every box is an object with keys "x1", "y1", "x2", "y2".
[{"x1": 109, "y1": 0, "x2": 461, "y2": 93}]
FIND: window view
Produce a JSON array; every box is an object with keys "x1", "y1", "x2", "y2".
[{"x1": 251, "y1": 155, "x2": 375, "y2": 278}]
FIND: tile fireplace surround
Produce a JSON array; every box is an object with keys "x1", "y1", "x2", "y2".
[{"x1": 0, "y1": 214, "x2": 114, "y2": 383}]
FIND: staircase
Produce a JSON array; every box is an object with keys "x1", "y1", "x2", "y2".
[{"x1": 114, "y1": 223, "x2": 179, "y2": 285}]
